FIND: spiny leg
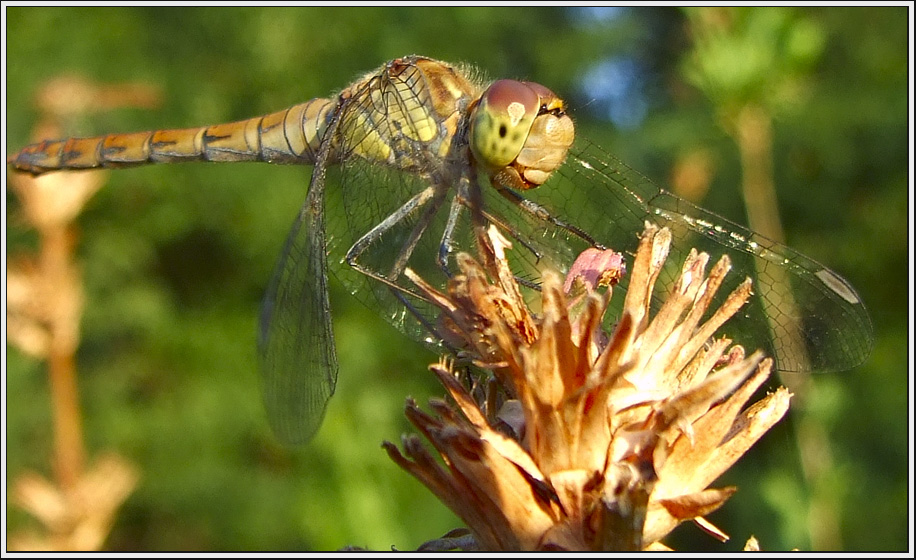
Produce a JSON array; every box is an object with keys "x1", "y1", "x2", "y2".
[
  {"x1": 345, "y1": 183, "x2": 440, "y2": 274},
  {"x1": 495, "y1": 184, "x2": 600, "y2": 248},
  {"x1": 344, "y1": 181, "x2": 454, "y2": 311},
  {"x1": 436, "y1": 193, "x2": 465, "y2": 276},
  {"x1": 386, "y1": 185, "x2": 449, "y2": 281},
  {"x1": 344, "y1": 181, "x2": 462, "y2": 350}
]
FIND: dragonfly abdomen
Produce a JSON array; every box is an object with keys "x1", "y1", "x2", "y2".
[{"x1": 8, "y1": 98, "x2": 336, "y2": 175}]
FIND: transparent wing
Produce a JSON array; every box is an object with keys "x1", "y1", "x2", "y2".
[
  {"x1": 258, "y1": 154, "x2": 337, "y2": 445},
  {"x1": 498, "y1": 139, "x2": 874, "y2": 373},
  {"x1": 258, "y1": 62, "x2": 470, "y2": 444},
  {"x1": 260, "y1": 65, "x2": 875, "y2": 446},
  {"x1": 319, "y1": 62, "x2": 480, "y2": 350}
]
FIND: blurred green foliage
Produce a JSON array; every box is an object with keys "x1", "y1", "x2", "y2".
[{"x1": 4, "y1": 6, "x2": 908, "y2": 551}]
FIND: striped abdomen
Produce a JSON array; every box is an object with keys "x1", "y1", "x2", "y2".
[{"x1": 8, "y1": 98, "x2": 336, "y2": 176}]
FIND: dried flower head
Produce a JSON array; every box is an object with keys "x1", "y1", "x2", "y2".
[
  {"x1": 8, "y1": 454, "x2": 139, "y2": 551},
  {"x1": 384, "y1": 223, "x2": 791, "y2": 551},
  {"x1": 6, "y1": 166, "x2": 105, "y2": 359}
]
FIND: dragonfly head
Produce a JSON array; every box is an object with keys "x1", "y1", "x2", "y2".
[{"x1": 470, "y1": 79, "x2": 575, "y2": 190}]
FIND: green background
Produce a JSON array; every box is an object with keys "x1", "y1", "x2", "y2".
[{"x1": 4, "y1": 6, "x2": 909, "y2": 551}]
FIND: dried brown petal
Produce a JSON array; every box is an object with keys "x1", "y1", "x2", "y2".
[{"x1": 390, "y1": 224, "x2": 791, "y2": 551}]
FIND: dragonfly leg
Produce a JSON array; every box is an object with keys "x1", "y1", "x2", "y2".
[
  {"x1": 443, "y1": 175, "x2": 546, "y2": 268},
  {"x1": 385, "y1": 186, "x2": 449, "y2": 281},
  {"x1": 436, "y1": 184, "x2": 549, "y2": 292},
  {"x1": 344, "y1": 182, "x2": 467, "y2": 352},
  {"x1": 346, "y1": 185, "x2": 435, "y2": 268},
  {"x1": 475, "y1": 205, "x2": 546, "y2": 265},
  {"x1": 388, "y1": 286, "x2": 463, "y2": 353},
  {"x1": 494, "y1": 185, "x2": 602, "y2": 249},
  {"x1": 436, "y1": 194, "x2": 465, "y2": 277},
  {"x1": 437, "y1": 180, "x2": 544, "y2": 286},
  {"x1": 345, "y1": 182, "x2": 448, "y2": 283}
]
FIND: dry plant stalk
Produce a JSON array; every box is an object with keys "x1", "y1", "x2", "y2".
[
  {"x1": 384, "y1": 224, "x2": 791, "y2": 551},
  {"x1": 8, "y1": 454, "x2": 140, "y2": 551},
  {"x1": 6, "y1": 76, "x2": 158, "y2": 551}
]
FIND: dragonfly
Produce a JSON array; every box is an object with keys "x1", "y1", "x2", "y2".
[{"x1": 9, "y1": 55, "x2": 874, "y2": 444}]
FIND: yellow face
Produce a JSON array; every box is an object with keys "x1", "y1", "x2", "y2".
[{"x1": 470, "y1": 79, "x2": 575, "y2": 190}]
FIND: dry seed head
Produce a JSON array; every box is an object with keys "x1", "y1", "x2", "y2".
[{"x1": 387, "y1": 224, "x2": 791, "y2": 550}]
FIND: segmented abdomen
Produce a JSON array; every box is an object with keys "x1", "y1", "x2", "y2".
[{"x1": 8, "y1": 98, "x2": 336, "y2": 176}]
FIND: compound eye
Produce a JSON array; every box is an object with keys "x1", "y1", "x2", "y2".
[{"x1": 470, "y1": 80, "x2": 540, "y2": 169}]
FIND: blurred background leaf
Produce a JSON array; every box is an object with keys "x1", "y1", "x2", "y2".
[{"x1": 4, "y1": 6, "x2": 908, "y2": 551}]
